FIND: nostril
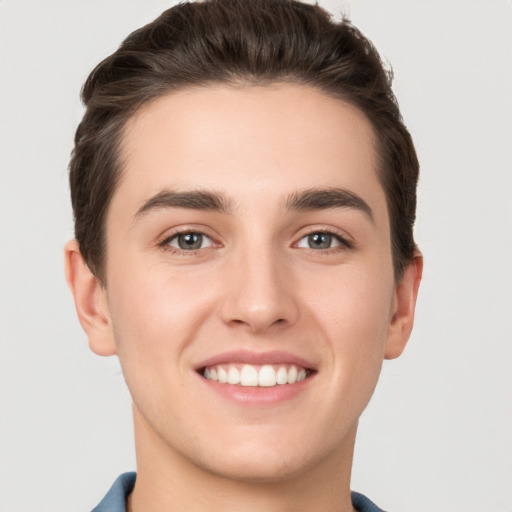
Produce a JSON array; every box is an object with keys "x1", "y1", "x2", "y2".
[{"x1": 228, "y1": 316, "x2": 287, "y2": 331}]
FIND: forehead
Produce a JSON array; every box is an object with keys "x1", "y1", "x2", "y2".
[{"x1": 115, "y1": 83, "x2": 386, "y2": 220}]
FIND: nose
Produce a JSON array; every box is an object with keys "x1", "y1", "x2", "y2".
[{"x1": 219, "y1": 245, "x2": 300, "y2": 334}]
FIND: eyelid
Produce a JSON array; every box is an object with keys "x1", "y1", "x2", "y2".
[
  {"x1": 292, "y1": 226, "x2": 354, "y2": 250},
  {"x1": 156, "y1": 225, "x2": 222, "y2": 253},
  {"x1": 168, "y1": 232, "x2": 213, "y2": 250},
  {"x1": 155, "y1": 224, "x2": 353, "y2": 254}
]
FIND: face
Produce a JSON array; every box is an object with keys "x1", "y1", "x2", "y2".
[{"x1": 83, "y1": 84, "x2": 416, "y2": 482}]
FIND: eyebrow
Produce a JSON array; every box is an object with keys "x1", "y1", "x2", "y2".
[
  {"x1": 134, "y1": 186, "x2": 374, "y2": 222},
  {"x1": 134, "y1": 189, "x2": 233, "y2": 218},
  {"x1": 285, "y1": 187, "x2": 374, "y2": 222}
]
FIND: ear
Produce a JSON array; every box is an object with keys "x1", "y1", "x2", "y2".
[
  {"x1": 64, "y1": 239, "x2": 117, "y2": 356},
  {"x1": 384, "y1": 252, "x2": 423, "y2": 360}
]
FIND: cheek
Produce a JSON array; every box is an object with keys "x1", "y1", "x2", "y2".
[
  {"x1": 107, "y1": 265, "x2": 214, "y2": 349},
  {"x1": 306, "y1": 258, "x2": 394, "y2": 336},
  {"x1": 105, "y1": 255, "x2": 229, "y2": 392},
  {"x1": 305, "y1": 263, "x2": 394, "y2": 384},
  {"x1": 105, "y1": 267, "x2": 215, "y2": 422}
]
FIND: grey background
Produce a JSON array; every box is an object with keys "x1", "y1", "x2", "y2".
[{"x1": 1, "y1": 1, "x2": 511, "y2": 511}]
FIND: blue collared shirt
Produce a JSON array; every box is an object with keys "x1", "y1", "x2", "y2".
[{"x1": 92, "y1": 472, "x2": 387, "y2": 512}]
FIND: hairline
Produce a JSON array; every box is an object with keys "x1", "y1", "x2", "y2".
[{"x1": 88, "y1": 79, "x2": 403, "y2": 285}]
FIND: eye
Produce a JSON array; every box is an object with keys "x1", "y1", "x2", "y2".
[
  {"x1": 167, "y1": 232, "x2": 213, "y2": 251},
  {"x1": 296, "y1": 232, "x2": 347, "y2": 250}
]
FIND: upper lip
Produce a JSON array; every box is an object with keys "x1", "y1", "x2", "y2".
[{"x1": 194, "y1": 350, "x2": 316, "y2": 371}]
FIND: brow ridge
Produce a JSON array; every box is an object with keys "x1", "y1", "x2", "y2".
[
  {"x1": 285, "y1": 187, "x2": 374, "y2": 221},
  {"x1": 134, "y1": 186, "x2": 373, "y2": 222},
  {"x1": 135, "y1": 189, "x2": 232, "y2": 218}
]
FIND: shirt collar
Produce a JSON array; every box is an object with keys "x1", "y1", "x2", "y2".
[
  {"x1": 90, "y1": 472, "x2": 386, "y2": 512},
  {"x1": 91, "y1": 472, "x2": 136, "y2": 512}
]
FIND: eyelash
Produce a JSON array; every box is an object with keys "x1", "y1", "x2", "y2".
[
  {"x1": 294, "y1": 230, "x2": 353, "y2": 251},
  {"x1": 157, "y1": 228, "x2": 353, "y2": 255},
  {"x1": 158, "y1": 230, "x2": 216, "y2": 255}
]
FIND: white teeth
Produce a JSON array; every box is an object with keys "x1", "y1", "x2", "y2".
[
  {"x1": 240, "y1": 365, "x2": 259, "y2": 386},
  {"x1": 276, "y1": 366, "x2": 288, "y2": 385},
  {"x1": 203, "y1": 363, "x2": 310, "y2": 387},
  {"x1": 218, "y1": 366, "x2": 228, "y2": 383},
  {"x1": 287, "y1": 365, "x2": 298, "y2": 384},
  {"x1": 259, "y1": 365, "x2": 276, "y2": 387},
  {"x1": 227, "y1": 367, "x2": 240, "y2": 384}
]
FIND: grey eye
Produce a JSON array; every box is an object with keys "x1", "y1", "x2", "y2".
[
  {"x1": 297, "y1": 232, "x2": 341, "y2": 250},
  {"x1": 169, "y1": 232, "x2": 212, "y2": 250}
]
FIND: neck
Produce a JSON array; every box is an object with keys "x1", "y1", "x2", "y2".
[{"x1": 128, "y1": 406, "x2": 357, "y2": 512}]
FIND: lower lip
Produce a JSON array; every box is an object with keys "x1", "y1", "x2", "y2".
[{"x1": 198, "y1": 374, "x2": 314, "y2": 405}]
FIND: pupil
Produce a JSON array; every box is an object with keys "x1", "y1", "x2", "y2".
[
  {"x1": 178, "y1": 233, "x2": 202, "y2": 250},
  {"x1": 309, "y1": 233, "x2": 331, "y2": 249}
]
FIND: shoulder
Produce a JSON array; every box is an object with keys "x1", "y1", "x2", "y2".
[
  {"x1": 351, "y1": 491, "x2": 388, "y2": 512},
  {"x1": 91, "y1": 472, "x2": 136, "y2": 512},
  {"x1": 90, "y1": 475, "x2": 387, "y2": 512}
]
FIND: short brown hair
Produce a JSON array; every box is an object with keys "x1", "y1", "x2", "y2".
[{"x1": 69, "y1": 0, "x2": 419, "y2": 284}]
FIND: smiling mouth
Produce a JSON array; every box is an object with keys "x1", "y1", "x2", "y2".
[{"x1": 200, "y1": 363, "x2": 312, "y2": 387}]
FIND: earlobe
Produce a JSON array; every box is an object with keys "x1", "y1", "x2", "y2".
[
  {"x1": 384, "y1": 253, "x2": 423, "y2": 360},
  {"x1": 64, "y1": 240, "x2": 117, "y2": 356}
]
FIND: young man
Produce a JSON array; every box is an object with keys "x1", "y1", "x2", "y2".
[{"x1": 65, "y1": 1, "x2": 422, "y2": 511}]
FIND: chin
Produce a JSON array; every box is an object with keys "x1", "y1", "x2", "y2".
[
  {"x1": 187, "y1": 430, "x2": 341, "y2": 485},
  {"x1": 201, "y1": 451, "x2": 316, "y2": 484}
]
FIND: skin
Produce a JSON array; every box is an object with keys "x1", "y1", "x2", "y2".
[{"x1": 65, "y1": 84, "x2": 422, "y2": 512}]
